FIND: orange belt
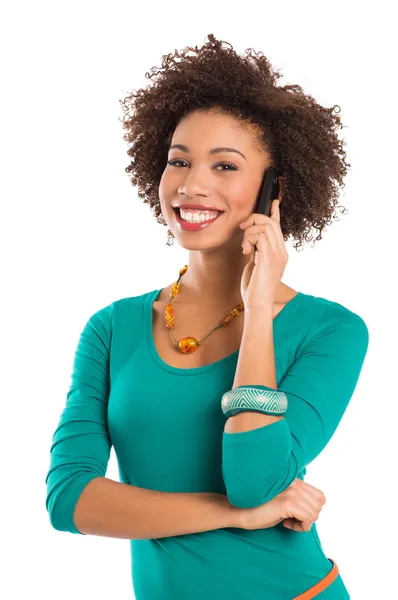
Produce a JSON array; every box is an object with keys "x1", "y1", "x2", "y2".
[{"x1": 293, "y1": 558, "x2": 339, "y2": 599}]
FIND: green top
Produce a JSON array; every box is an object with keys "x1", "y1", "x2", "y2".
[{"x1": 45, "y1": 288, "x2": 368, "y2": 599}]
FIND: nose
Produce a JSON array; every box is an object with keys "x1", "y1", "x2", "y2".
[{"x1": 177, "y1": 166, "x2": 212, "y2": 198}]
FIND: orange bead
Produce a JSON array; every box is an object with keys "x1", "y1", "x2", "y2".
[
  {"x1": 178, "y1": 337, "x2": 198, "y2": 353},
  {"x1": 221, "y1": 315, "x2": 232, "y2": 326},
  {"x1": 166, "y1": 265, "x2": 244, "y2": 353},
  {"x1": 171, "y1": 282, "x2": 180, "y2": 297}
]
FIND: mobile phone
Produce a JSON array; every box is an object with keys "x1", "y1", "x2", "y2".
[
  {"x1": 254, "y1": 167, "x2": 280, "y2": 217},
  {"x1": 252, "y1": 167, "x2": 280, "y2": 252}
]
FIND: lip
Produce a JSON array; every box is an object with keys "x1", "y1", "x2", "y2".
[
  {"x1": 173, "y1": 207, "x2": 224, "y2": 231},
  {"x1": 172, "y1": 204, "x2": 224, "y2": 211}
]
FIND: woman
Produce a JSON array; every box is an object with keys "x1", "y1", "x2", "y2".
[{"x1": 46, "y1": 34, "x2": 369, "y2": 598}]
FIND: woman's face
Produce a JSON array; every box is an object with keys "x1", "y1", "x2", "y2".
[{"x1": 159, "y1": 108, "x2": 273, "y2": 251}]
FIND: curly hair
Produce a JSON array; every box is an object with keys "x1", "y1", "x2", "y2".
[{"x1": 119, "y1": 33, "x2": 350, "y2": 251}]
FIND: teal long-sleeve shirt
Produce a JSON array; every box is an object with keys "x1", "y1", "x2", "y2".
[{"x1": 45, "y1": 288, "x2": 369, "y2": 599}]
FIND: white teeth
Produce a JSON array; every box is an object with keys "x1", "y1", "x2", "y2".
[{"x1": 179, "y1": 208, "x2": 220, "y2": 223}]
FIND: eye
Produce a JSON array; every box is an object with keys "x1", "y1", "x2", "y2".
[
  {"x1": 215, "y1": 162, "x2": 237, "y2": 171},
  {"x1": 167, "y1": 159, "x2": 237, "y2": 171},
  {"x1": 167, "y1": 159, "x2": 187, "y2": 168}
]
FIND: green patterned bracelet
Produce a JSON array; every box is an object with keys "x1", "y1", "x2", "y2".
[{"x1": 221, "y1": 384, "x2": 288, "y2": 418}]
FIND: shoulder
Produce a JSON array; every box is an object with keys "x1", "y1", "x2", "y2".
[
  {"x1": 301, "y1": 292, "x2": 368, "y2": 332},
  {"x1": 298, "y1": 292, "x2": 369, "y2": 353},
  {"x1": 86, "y1": 288, "x2": 158, "y2": 328}
]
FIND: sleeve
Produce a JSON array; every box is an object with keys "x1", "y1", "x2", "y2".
[
  {"x1": 45, "y1": 302, "x2": 114, "y2": 534},
  {"x1": 222, "y1": 304, "x2": 369, "y2": 509}
]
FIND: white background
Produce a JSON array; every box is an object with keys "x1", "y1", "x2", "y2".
[{"x1": 2, "y1": 1, "x2": 396, "y2": 598}]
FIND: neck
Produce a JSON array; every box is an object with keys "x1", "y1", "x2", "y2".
[{"x1": 174, "y1": 246, "x2": 283, "y2": 309}]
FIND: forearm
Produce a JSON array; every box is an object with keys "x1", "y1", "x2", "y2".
[
  {"x1": 222, "y1": 307, "x2": 293, "y2": 508},
  {"x1": 226, "y1": 307, "x2": 283, "y2": 434},
  {"x1": 73, "y1": 477, "x2": 241, "y2": 539}
]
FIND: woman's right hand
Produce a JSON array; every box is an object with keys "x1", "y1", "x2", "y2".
[{"x1": 237, "y1": 478, "x2": 326, "y2": 533}]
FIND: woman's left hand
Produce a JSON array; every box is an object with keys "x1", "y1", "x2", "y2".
[{"x1": 239, "y1": 199, "x2": 289, "y2": 310}]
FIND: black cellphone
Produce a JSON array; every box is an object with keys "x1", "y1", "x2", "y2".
[
  {"x1": 254, "y1": 167, "x2": 280, "y2": 217},
  {"x1": 252, "y1": 167, "x2": 280, "y2": 252}
]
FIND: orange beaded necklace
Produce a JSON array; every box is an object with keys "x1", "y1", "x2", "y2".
[{"x1": 164, "y1": 265, "x2": 245, "y2": 354}]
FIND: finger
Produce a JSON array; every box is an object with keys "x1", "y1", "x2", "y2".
[
  {"x1": 240, "y1": 214, "x2": 270, "y2": 229},
  {"x1": 283, "y1": 518, "x2": 313, "y2": 532},
  {"x1": 242, "y1": 233, "x2": 264, "y2": 254},
  {"x1": 299, "y1": 520, "x2": 314, "y2": 532},
  {"x1": 268, "y1": 218, "x2": 286, "y2": 255},
  {"x1": 282, "y1": 518, "x2": 296, "y2": 530},
  {"x1": 282, "y1": 518, "x2": 305, "y2": 531},
  {"x1": 268, "y1": 203, "x2": 286, "y2": 253},
  {"x1": 242, "y1": 227, "x2": 261, "y2": 253},
  {"x1": 288, "y1": 498, "x2": 319, "y2": 523},
  {"x1": 262, "y1": 223, "x2": 280, "y2": 253},
  {"x1": 271, "y1": 199, "x2": 280, "y2": 222},
  {"x1": 244, "y1": 227, "x2": 278, "y2": 253},
  {"x1": 241, "y1": 212, "x2": 285, "y2": 255},
  {"x1": 299, "y1": 481, "x2": 327, "y2": 502},
  {"x1": 240, "y1": 200, "x2": 280, "y2": 229},
  {"x1": 243, "y1": 230, "x2": 271, "y2": 255},
  {"x1": 296, "y1": 487, "x2": 325, "y2": 513}
]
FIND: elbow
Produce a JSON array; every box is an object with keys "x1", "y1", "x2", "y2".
[
  {"x1": 46, "y1": 471, "x2": 102, "y2": 534},
  {"x1": 224, "y1": 464, "x2": 295, "y2": 508},
  {"x1": 46, "y1": 492, "x2": 70, "y2": 533},
  {"x1": 222, "y1": 419, "x2": 296, "y2": 508},
  {"x1": 225, "y1": 484, "x2": 268, "y2": 510},
  {"x1": 47, "y1": 506, "x2": 68, "y2": 533}
]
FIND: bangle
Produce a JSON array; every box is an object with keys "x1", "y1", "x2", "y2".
[{"x1": 221, "y1": 384, "x2": 288, "y2": 418}]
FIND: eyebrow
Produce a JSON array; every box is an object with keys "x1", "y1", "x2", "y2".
[{"x1": 169, "y1": 144, "x2": 246, "y2": 161}]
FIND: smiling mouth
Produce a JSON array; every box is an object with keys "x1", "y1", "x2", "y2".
[
  {"x1": 173, "y1": 207, "x2": 225, "y2": 229},
  {"x1": 173, "y1": 207, "x2": 224, "y2": 220}
]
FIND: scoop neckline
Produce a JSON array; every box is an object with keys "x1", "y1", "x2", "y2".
[{"x1": 145, "y1": 287, "x2": 305, "y2": 376}]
